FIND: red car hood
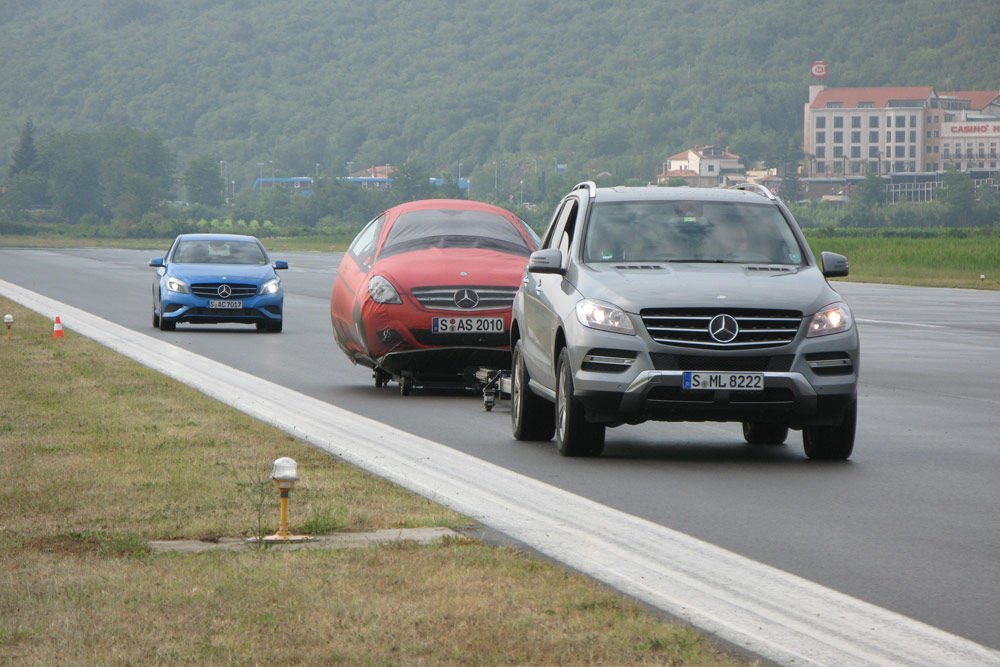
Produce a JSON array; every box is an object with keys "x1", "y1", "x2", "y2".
[{"x1": 374, "y1": 247, "x2": 529, "y2": 293}]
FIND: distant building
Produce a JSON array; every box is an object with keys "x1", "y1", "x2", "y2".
[
  {"x1": 343, "y1": 165, "x2": 396, "y2": 190},
  {"x1": 253, "y1": 176, "x2": 314, "y2": 195},
  {"x1": 340, "y1": 164, "x2": 469, "y2": 191},
  {"x1": 803, "y1": 85, "x2": 1000, "y2": 178},
  {"x1": 656, "y1": 145, "x2": 745, "y2": 187}
]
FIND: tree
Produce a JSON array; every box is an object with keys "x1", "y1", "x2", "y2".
[
  {"x1": 779, "y1": 136, "x2": 803, "y2": 203},
  {"x1": 48, "y1": 151, "x2": 103, "y2": 224},
  {"x1": 939, "y1": 168, "x2": 976, "y2": 225},
  {"x1": 853, "y1": 171, "x2": 886, "y2": 208},
  {"x1": 182, "y1": 155, "x2": 225, "y2": 206},
  {"x1": 387, "y1": 161, "x2": 434, "y2": 205},
  {"x1": 9, "y1": 117, "x2": 38, "y2": 178}
]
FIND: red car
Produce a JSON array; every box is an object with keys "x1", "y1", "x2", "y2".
[{"x1": 330, "y1": 199, "x2": 539, "y2": 394}]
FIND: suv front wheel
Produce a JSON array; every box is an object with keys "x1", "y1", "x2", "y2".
[
  {"x1": 556, "y1": 348, "x2": 605, "y2": 457},
  {"x1": 802, "y1": 400, "x2": 857, "y2": 460},
  {"x1": 511, "y1": 341, "x2": 556, "y2": 441}
]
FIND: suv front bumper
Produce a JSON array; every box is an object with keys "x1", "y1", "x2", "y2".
[
  {"x1": 566, "y1": 328, "x2": 859, "y2": 427},
  {"x1": 575, "y1": 369, "x2": 855, "y2": 427}
]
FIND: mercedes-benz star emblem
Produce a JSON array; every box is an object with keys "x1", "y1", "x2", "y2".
[
  {"x1": 453, "y1": 288, "x2": 480, "y2": 309},
  {"x1": 217, "y1": 284, "x2": 232, "y2": 298},
  {"x1": 708, "y1": 314, "x2": 739, "y2": 343}
]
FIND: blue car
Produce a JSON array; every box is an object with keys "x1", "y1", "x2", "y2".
[{"x1": 150, "y1": 233, "x2": 288, "y2": 333}]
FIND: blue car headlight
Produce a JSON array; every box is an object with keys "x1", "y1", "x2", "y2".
[
  {"x1": 259, "y1": 277, "x2": 281, "y2": 296},
  {"x1": 165, "y1": 277, "x2": 190, "y2": 294}
]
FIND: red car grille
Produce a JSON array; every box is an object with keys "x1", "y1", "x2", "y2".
[{"x1": 410, "y1": 286, "x2": 517, "y2": 312}]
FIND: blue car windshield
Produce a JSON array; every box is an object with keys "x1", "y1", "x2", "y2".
[{"x1": 171, "y1": 240, "x2": 268, "y2": 265}]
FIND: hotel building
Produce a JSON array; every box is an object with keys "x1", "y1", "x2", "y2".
[{"x1": 804, "y1": 86, "x2": 1000, "y2": 178}]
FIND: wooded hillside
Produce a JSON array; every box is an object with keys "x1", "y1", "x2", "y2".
[{"x1": 2, "y1": 0, "x2": 997, "y2": 187}]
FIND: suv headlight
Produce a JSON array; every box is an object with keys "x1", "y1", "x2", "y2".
[
  {"x1": 259, "y1": 277, "x2": 281, "y2": 295},
  {"x1": 368, "y1": 275, "x2": 402, "y2": 304},
  {"x1": 165, "y1": 277, "x2": 190, "y2": 294},
  {"x1": 576, "y1": 299, "x2": 635, "y2": 335},
  {"x1": 807, "y1": 302, "x2": 853, "y2": 337}
]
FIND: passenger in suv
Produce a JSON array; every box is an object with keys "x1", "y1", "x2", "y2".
[{"x1": 509, "y1": 182, "x2": 859, "y2": 460}]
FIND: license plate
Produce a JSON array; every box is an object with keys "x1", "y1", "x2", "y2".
[
  {"x1": 432, "y1": 317, "x2": 505, "y2": 334},
  {"x1": 209, "y1": 300, "x2": 243, "y2": 309},
  {"x1": 682, "y1": 372, "x2": 764, "y2": 391}
]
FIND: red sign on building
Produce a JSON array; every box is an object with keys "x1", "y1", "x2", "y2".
[{"x1": 810, "y1": 60, "x2": 828, "y2": 79}]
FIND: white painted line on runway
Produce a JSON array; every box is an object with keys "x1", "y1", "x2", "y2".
[
  {"x1": 4, "y1": 279, "x2": 998, "y2": 667},
  {"x1": 857, "y1": 318, "x2": 945, "y2": 328}
]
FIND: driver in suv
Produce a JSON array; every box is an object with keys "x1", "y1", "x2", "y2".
[{"x1": 509, "y1": 182, "x2": 859, "y2": 460}]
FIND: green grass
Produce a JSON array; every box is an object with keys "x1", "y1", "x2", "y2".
[
  {"x1": 0, "y1": 298, "x2": 749, "y2": 666},
  {"x1": 804, "y1": 231, "x2": 1000, "y2": 289}
]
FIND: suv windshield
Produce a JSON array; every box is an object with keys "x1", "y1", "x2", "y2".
[
  {"x1": 380, "y1": 209, "x2": 533, "y2": 259},
  {"x1": 583, "y1": 200, "x2": 804, "y2": 265}
]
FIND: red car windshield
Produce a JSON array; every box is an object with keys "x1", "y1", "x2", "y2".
[{"x1": 379, "y1": 210, "x2": 532, "y2": 259}]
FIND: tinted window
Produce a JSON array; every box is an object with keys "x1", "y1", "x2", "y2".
[
  {"x1": 348, "y1": 215, "x2": 384, "y2": 268},
  {"x1": 583, "y1": 201, "x2": 804, "y2": 265},
  {"x1": 380, "y1": 209, "x2": 532, "y2": 259}
]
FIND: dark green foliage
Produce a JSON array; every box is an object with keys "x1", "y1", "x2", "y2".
[
  {"x1": 182, "y1": 155, "x2": 225, "y2": 207},
  {"x1": 1, "y1": 0, "x2": 997, "y2": 188},
  {"x1": 9, "y1": 118, "x2": 38, "y2": 178}
]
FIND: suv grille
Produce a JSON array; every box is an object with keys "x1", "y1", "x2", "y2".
[
  {"x1": 641, "y1": 308, "x2": 803, "y2": 349},
  {"x1": 411, "y1": 286, "x2": 517, "y2": 312},
  {"x1": 191, "y1": 283, "x2": 258, "y2": 298}
]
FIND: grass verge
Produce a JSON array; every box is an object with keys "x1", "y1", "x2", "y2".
[
  {"x1": 804, "y1": 230, "x2": 1000, "y2": 289},
  {"x1": 0, "y1": 298, "x2": 748, "y2": 665}
]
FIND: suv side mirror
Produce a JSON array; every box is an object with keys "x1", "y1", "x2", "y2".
[
  {"x1": 527, "y1": 248, "x2": 565, "y2": 275},
  {"x1": 821, "y1": 251, "x2": 849, "y2": 278}
]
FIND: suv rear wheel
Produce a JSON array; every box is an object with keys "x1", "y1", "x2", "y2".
[
  {"x1": 803, "y1": 400, "x2": 857, "y2": 460},
  {"x1": 555, "y1": 348, "x2": 605, "y2": 457},
  {"x1": 511, "y1": 341, "x2": 556, "y2": 441}
]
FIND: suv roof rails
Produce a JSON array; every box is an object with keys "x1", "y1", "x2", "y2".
[
  {"x1": 572, "y1": 181, "x2": 598, "y2": 198},
  {"x1": 729, "y1": 182, "x2": 778, "y2": 201}
]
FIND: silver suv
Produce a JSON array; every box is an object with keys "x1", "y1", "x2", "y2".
[{"x1": 509, "y1": 182, "x2": 859, "y2": 460}]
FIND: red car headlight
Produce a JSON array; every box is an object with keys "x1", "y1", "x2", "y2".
[{"x1": 368, "y1": 275, "x2": 402, "y2": 304}]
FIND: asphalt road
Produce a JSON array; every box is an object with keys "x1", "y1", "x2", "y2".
[{"x1": 2, "y1": 245, "x2": 998, "y2": 651}]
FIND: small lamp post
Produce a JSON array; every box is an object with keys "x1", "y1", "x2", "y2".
[
  {"x1": 263, "y1": 457, "x2": 311, "y2": 543},
  {"x1": 4, "y1": 313, "x2": 13, "y2": 341}
]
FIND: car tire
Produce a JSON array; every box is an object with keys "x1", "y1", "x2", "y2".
[
  {"x1": 152, "y1": 306, "x2": 160, "y2": 329},
  {"x1": 511, "y1": 340, "x2": 555, "y2": 441},
  {"x1": 374, "y1": 368, "x2": 391, "y2": 389},
  {"x1": 742, "y1": 422, "x2": 789, "y2": 445},
  {"x1": 399, "y1": 376, "x2": 412, "y2": 396},
  {"x1": 803, "y1": 399, "x2": 856, "y2": 461},
  {"x1": 555, "y1": 348, "x2": 604, "y2": 457},
  {"x1": 158, "y1": 309, "x2": 175, "y2": 331},
  {"x1": 256, "y1": 320, "x2": 283, "y2": 333}
]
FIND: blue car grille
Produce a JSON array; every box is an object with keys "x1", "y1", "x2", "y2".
[
  {"x1": 410, "y1": 286, "x2": 516, "y2": 311},
  {"x1": 191, "y1": 283, "x2": 258, "y2": 298}
]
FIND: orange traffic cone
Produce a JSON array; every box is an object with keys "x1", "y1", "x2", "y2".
[{"x1": 52, "y1": 316, "x2": 65, "y2": 339}]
